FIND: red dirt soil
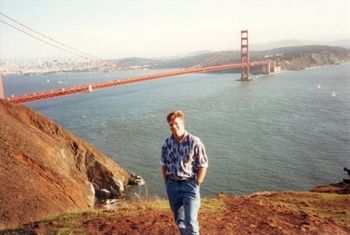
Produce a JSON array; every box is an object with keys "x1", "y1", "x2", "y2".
[{"x1": 15, "y1": 191, "x2": 350, "y2": 235}]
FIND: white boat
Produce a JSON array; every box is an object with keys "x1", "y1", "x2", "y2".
[{"x1": 332, "y1": 91, "x2": 336, "y2": 97}]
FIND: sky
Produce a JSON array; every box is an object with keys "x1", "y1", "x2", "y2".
[{"x1": 0, "y1": 0, "x2": 349, "y2": 60}]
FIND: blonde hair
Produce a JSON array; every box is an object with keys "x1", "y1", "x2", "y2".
[{"x1": 167, "y1": 110, "x2": 185, "y2": 123}]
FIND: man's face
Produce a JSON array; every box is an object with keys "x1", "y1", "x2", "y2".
[{"x1": 168, "y1": 117, "x2": 185, "y2": 138}]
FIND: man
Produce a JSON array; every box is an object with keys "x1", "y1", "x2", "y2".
[{"x1": 160, "y1": 110, "x2": 208, "y2": 235}]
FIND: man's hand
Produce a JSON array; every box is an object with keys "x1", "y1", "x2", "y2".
[
  {"x1": 162, "y1": 166, "x2": 168, "y2": 184},
  {"x1": 195, "y1": 167, "x2": 207, "y2": 185}
]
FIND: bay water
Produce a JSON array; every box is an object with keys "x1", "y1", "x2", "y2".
[{"x1": 3, "y1": 64, "x2": 350, "y2": 198}]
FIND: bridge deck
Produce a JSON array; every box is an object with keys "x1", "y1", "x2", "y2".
[{"x1": 7, "y1": 61, "x2": 269, "y2": 104}]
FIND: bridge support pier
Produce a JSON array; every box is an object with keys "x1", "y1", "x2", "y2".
[
  {"x1": 0, "y1": 75, "x2": 4, "y2": 99},
  {"x1": 269, "y1": 60, "x2": 276, "y2": 73},
  {"x1": 240, "y1": 30, "x2": 250, "y2": 81},
  {"x1": 262, "y1": 60, "x2": 277, "y2": 74},
  {"x1": 88, "y1": 85, "x2": 93, "y2": 92}
]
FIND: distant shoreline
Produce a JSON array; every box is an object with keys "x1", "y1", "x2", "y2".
[{"x1": 2, "y1": 61, "x2": 349, "y2": 77}]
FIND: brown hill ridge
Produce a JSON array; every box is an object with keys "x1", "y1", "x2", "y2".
[
  {"x1": 2, "y1": 192, "x2": 349, "y2": 234},
  {"x1": 0, "y1": 99, "x2": 132, "y2": 229}
]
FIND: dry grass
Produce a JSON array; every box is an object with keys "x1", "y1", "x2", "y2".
[{"x1": 265, "y1": 192, "x2": 350, "y2": 228}]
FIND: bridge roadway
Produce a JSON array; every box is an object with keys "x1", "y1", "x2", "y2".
[{"x1": 7, "y1": 61, "x2": 269, "y2": 104}]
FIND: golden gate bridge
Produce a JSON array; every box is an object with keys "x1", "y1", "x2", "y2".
[{"x1": 0, "y1": 13, "x2": 276, "y2": 104}]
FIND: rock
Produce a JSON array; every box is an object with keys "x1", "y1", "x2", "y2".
[
  {"x1": 312, "y1": 182, "x2": 350, "y2": 194},
  {"x1": 0, "y1": 99, "x2": 132, "y2": 229},
  {"x1": 129, "y1": 173, "x2": 145, "y2": 185}
]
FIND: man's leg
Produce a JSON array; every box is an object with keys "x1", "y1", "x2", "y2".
[
  {"x1": 183, "y1": 179, "x2": 200, "y2": 235},
  {"x1": 166, "y1": 180, "x2": 186, "y2": 233}
]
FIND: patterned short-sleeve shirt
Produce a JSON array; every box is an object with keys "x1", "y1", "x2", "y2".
[{"x1": 160, "y1": 132, "x2": 208, "y2": 180}]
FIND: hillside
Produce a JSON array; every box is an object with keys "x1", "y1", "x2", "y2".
[
  {"x1": 250, "y1": 39, "x2": 350, "y2": 51},
  {"x1": 116, "y1": 45, "x2": 350, "y2": 71},
  {"x1": 2, "y1": 191, "x2": 349, "y2": 234},
  {"x1": 0, "y1": 99, "x2": 133, "y2": 229},
  {"x1": 257, "y1": 45, "x2": 350, "y2": 70}
]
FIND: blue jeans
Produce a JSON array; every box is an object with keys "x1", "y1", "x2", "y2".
[{"x1": 166, "y1": 178, "x2": 201, "y2": 235}]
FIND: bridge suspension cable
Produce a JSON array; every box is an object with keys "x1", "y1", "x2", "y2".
[
  {"x1": 196, "y1": 51, "x2": 232, "y2": 67},
  {"x1": 0, "y1": 12, "x2": 104, "y2": 61}
]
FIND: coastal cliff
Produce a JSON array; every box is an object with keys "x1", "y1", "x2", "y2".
[{"x1": 0, "y1": 99, "x2": 131, "y2": 229}]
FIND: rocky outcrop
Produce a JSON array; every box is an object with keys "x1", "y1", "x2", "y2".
[
  {"x1": 311, "y1": 168, "x2": 350, "y2": 194},
  {"x1": 0, "y1": 99, "x2": 131, "y2": 229},
  {"x1": 311, "y1": 182, "x2": 350, "y2": 194}
]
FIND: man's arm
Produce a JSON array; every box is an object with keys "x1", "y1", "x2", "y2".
[
  {"x1": 162, "y1": 165, "x2": 168, "y2": 183},
  {"x1": 195, "y1": 167, "x2": 207, "y2": 185}
]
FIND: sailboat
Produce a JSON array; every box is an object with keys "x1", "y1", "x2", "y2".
[{"x1": 332, "y1": 91, "x2": 336, "y2": 97}]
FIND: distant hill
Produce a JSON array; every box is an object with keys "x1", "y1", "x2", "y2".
[
  {"x1": 116, "y1": 45, "x2": 350, "y2": 71},
  {"x1": 251, "y1": 39, "x2": 307, "y2": 51},
  {"x1": 326, "y1": 39, "x2": 350, "y2": 49},
  {"x1": 260, "y1": 45, "x2": 350, "y2": 70},
  {"x1": 252, "y1": 39, "x2": 350, "y2": 51},
  {"x1": 116, "y1": 57, "x2": 163, "y2": 67}
]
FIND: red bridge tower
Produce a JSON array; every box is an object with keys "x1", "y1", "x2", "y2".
[{"x1": 241, "y1": 30, "x2": 250, "y2": 81}]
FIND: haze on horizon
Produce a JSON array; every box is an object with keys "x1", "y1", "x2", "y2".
[{"x1": 0, "y1": 0, "x2": 349, "y2": 60}]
